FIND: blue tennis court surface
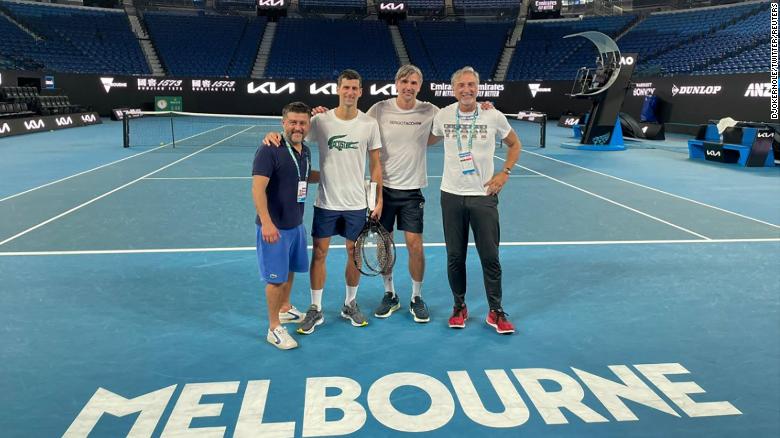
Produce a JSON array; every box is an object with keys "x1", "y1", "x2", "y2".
[{"x1": 1, "y1": 120, "x2": 778, "y2": 437}]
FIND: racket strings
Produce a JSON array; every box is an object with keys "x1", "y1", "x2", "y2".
[{"x1": 354, "y1": 220, "x2": 395, "y2": 276}]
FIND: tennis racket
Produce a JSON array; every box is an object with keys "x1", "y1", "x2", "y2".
[{"x1": 354, "y1": 181, "x2": 395, "y2": 276}]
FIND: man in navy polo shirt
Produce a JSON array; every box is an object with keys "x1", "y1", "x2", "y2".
[{"x1": 252, "y1": 101, "x2": 320, "y2": 350}]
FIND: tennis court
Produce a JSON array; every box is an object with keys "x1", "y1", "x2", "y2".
[{"x1": 1, "y1": 118, "x2": 778, "y2": 437}]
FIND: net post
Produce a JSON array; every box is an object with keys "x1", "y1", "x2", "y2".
[
  {"x1": 122, "y1": 111, "x2": 129, "y2": 148},
  {"x1": 540, "y1": 114, "x2": 547, "y2": 148},
  {"x1": 169, "y1": 114, "x2": 176, "y2": 148}
]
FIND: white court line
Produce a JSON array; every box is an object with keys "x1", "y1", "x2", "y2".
[
  {"x1": 0, "y1": 126, "x2": 255, "y2": 247},
  {"x1": 1, "y1": 238, "x2": 778, "y2": 256},
  {"x1": 143, "y1": 175, "x2": 542, "y2": 180},
  {"x1": 522, "y1": 149, "x2": 780, "y2": 229},
  {"x1": 0, "y1": 124, "x2": 232, "y2": 203},
  {"x1": 496, "y1": 156, "x2": 711, "y2": 240},
  {"x1": 145, "y1": 176, "x2": 252, "y2": 180}
]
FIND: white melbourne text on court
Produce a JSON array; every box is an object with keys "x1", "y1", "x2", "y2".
[{"x1": 63, "y1": 363, "x2": 740, "y2": 436}]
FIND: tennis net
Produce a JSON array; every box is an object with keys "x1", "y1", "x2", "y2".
[{"x1": 122, "y1": 111, "x2": 281, "y2": 148}]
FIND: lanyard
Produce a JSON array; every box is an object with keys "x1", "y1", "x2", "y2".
[
  {"x1": 455, "y1": 106, "x2": 479, "y2": 153},
  {"x1": 283, "y1": 137, "x2": 309, "y2": 182}
]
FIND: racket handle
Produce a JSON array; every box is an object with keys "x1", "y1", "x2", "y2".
[{"x1": 367, "y1": 181, "x2": 378, "y2": 211}]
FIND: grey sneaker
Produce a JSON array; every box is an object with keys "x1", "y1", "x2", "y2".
[
  {"x1": 341, "y1": 299, "x2": 368, "y2": 327},
  {"x1": 297, "y1": 304, "x2": 324, "y2": 335},
  {"x1": 409, "y1": 296, "x2": 430, "y2": 323},
  {"x1": 374, "y1": 291, "x2": 400, "y2": 318}
]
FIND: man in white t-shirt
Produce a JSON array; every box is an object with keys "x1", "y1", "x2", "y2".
[
  {"x1": 428, "y1": 66, "x2": 522, "y2": 335},
  {"x1": 264, "y1": 70, "x2": 383, "y2": 335},
  {"x1": 366, "y1": 65, "x2": 437, "y2": 323}
]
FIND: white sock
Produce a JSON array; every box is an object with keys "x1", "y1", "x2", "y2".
[
  {"x1": 345, "y1": 285, "x2": 358, "y2": 305},
  {"x1": 311, "y1": 289, "x2": 323, "y2": 311},
  {"x1": 412, "y1": 281, "x2": 423, "y2": 300},
  {"x1": 383, "y1": 274, "x2": 395, "y2": 296}
]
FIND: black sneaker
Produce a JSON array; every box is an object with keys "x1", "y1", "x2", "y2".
[
  {"x1": 409, "y1": 296, "x2": 430, "y2": 323},
  {"x1": 374, "y1": 291, "x2": 400, "y2": 318}
]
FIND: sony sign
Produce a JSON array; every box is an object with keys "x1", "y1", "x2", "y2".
[
  {"x1": 632, "y1": 82, "x2": 655, "y2": 97},
  {"x1": 247, "y1": 81, "x2": 296, "y2": 95}
]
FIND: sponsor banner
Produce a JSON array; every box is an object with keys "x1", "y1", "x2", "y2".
[
  {"x1": 100, "y1": 77, "x2": 128, "y2": 93},
  {"x1": 112, "y1": 108, "x2": 144, "y2": 120},
  {"x1": 256, "y1": 0, "x2": 287, "y2": 9},
  {"x1": 155, "y1": 96, "x2": 183, "y2": 112},
  {"x1": 632, "y1": 82, "x2": 655, "y2": 97},
  {"x1": 0, "y1": 112, "x2": 101, "y2": 138},
  {"x1": 137, "y1": 78, "x2": 184, "y2": 92},
  {"x1": 192, "y1": 80, "x2": 236, "y2": 92},
  {"x1": 428, "y1": 83, "x2": 505, "y2": 98},
  {"x1": 5, "y1": 71, "x2": 766, "y2": 125},
  {"x1": 527, "y1": 83, "x2": 552, "y2": 98}
]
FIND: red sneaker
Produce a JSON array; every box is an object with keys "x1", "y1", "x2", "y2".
[
  {"x1": 448, "y1": 304, "x2": 468, "y2": 328},
  {"x1": 486, "y1": 309, "x2": 515, "y2": 334}
]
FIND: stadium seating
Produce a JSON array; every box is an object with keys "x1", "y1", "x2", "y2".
[
  {"x1": 506, "y1": 15, "x2": 636, "y2": 81},
  {"x1": 265, "y1": 18, "x2": 398, "y2": 80},
  {"x1": 144, "y1": 12, "x2": 266, "y2": 77},
  {"x1": 298, "y1": 0, "x2": 366, "y2": 15},
  {"x1": 0, "y1": 0, "x2": 149, "y2": 75},
  {"x1": 399, "y1": 21, "x2": 512, "y2": 81},
  {"x1": 452, "y1": 0, "x2": 520, "y2": 16},
  {"x1": 619, "y1": 1, "x2": 766, "y2": 75},
  {"x1": 404, "y1": 0, "x2": 445, "y2": 16}
]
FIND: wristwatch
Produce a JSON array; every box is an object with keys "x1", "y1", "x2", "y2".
[{"x1": 503, "y1": 167, "x2": 512, "y2": 175}]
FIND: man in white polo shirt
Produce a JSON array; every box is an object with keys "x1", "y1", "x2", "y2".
[{"x1": 428, "y1": 66, "x2": 522, "y2": 335}]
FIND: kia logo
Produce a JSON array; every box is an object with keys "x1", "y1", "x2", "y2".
[
  {"x1": 247, "y1": 81, "x2": 296, "y2": 94},
  {"x1": 370, "y1": 84, "x2": 396, "y2": 96},
  {"x1": 24, "y1": 119, "x2": 45, "y2": 130},
  {"x1": 310, "y1": 83, "x2": 338, "y2": 95},
  {"x1": 55, "y1": 116, "x2": 73, "y2": 127}
]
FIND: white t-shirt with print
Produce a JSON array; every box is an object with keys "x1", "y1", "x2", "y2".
[
  {"x1": 367, "y1": 99, "x2": 438, "y2": 190},
  {"x1": 431, "y1": 102, "x2": 512, "y2": 196},
  {"x1": 307, "y1": 109, "x2": 382, "y2": 210}
]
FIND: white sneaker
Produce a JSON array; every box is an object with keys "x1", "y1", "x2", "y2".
[
  {"x1": 267, "y1": 326, "x2": 298, "y2": 350},
  {"x1": 279, "y1": 306, "x2": 305, "y2": 324}
]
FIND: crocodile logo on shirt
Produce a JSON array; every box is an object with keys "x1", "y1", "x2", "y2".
[{"x1": 327, "y1": 135, "x2": 359, "y2": 151}]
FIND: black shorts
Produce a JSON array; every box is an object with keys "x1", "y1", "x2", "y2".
[{"x1": 379, "y1": 187, "x2": 425, "y2": 234}]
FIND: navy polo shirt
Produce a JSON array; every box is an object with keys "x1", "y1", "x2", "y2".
[{"x1": 252, "y1": 138, "x2": 310, "y2": 229}]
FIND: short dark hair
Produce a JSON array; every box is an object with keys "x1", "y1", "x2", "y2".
[
  {"x1": 337, "y1": 69, "x2": 362, "y2": 88},
  {"x1": 282, "y1": 101, "x2": 311, "y2": 119}
]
